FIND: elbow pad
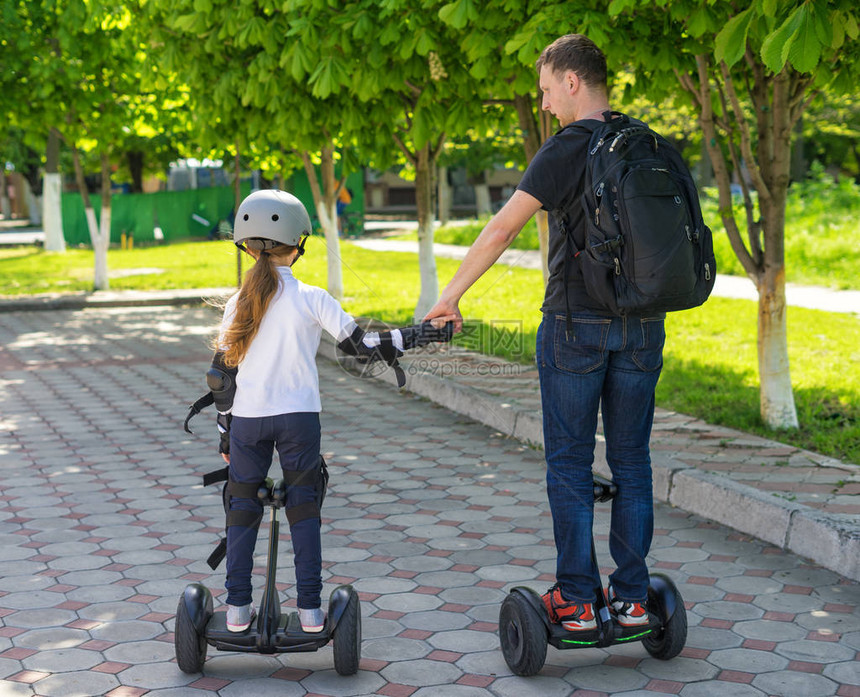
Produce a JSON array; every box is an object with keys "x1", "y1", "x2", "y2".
[
  {"x1": 337, "y1": 326, "x2": 407, "y2": 387},
  {"x1": 337, "y1": 326, "x2": 402, "y2": 363},
  {"x1": 399, "y1": 321, "x2": 454, "y2": 350},
  {"x1": 206, "y1": 352, "x2": 238, "y2": 414}
]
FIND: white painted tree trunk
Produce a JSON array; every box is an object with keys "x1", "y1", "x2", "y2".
[
  {"x1": 437, "y1": 164, "x2": 451, "y2": 225},
  {"x1": 42, "y1": 173, "x2": 65, "y2": 252},
  {"x1": 414, "y1": 146, "x2": 438, "y2": 322},
  {"x1": 301, "y1": 148, "x2": 343, "y2": 301},
  {"x1": 415, "y1": 221, "x2": 438, "y2": 322},
  {"x1": 536, "y1": 210, "x2": 550, "y2": 286},
  {"x1": 88, "y1": 205, "x2": 110, "y2": 290},
  {"x1": 757, "y1": 274, "x2": 798, "y2": 429},
  {"x1": 318, "y1": 203, "x2": 343, "y2": 301},
  {"x1": 474, "y1": 171, "x2": 492, "y2": 217}
]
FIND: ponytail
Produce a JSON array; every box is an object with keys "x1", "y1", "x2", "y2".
[{"x1": 218, "y1": 245, "x2": 297, "y2": 368}]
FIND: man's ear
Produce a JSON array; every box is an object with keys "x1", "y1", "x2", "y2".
[{"x1": 566, "y1": 71, "x2": 580, "y2": 95}]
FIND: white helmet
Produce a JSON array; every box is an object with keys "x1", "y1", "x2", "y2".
[{"x1": 232, "y1": 189, "x2": 312, "y2": 251}]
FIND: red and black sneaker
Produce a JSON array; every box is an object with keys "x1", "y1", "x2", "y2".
[
  {"x1": 542, "y1": 584, "x2": 596, "y2": 631},
  {"x1": 606, "y1": 585, "x2": 649, "y2": 626}
]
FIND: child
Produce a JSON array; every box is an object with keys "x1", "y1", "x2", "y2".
[{"x1": 209, "y1": 189, "x2": 450, "y2": 633}]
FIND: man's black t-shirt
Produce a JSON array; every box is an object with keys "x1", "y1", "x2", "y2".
[{"x1": 517, "y1": 118, "x2": 613, "y2": 315}]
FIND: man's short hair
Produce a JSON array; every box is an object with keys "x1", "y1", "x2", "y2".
[{"x1": 536, "y1": 34, "x2": 607, "y2": 90}]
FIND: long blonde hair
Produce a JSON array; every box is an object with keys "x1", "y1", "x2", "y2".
[{"x1": 218, "y1": 244, "x2": 297, "y2": 368}]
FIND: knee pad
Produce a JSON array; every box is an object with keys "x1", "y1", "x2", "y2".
[
  {"x1": 283, "y1": 456, "x2": 328, "y2": 526},
  {"x1": 224, "y1": 477, "x2": 266, "y2": 527},
  {"x1": 202, "y1": 467, "x2": 266, "y2": 570}
]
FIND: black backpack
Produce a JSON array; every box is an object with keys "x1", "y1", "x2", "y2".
[{"x1": 557, "y1": 112, "x2": 716, "y2": 316}]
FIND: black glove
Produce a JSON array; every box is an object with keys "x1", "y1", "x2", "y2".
[{"x1": 399, "y1": 321, "x2": 454, "y2": 350}]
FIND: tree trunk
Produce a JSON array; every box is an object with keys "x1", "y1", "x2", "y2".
[
  {"x1": 127, "y1": 150, "x2": 145, "y2": 193},
  {"x1": 789, "y1": 118, "x2": 805, "y2": 183},
  {"x1": 302, "y1": 148, "x2": 343, "y2": 301},
  {"x1": 43, "y1": 128, "x2": 66, "y2": 252},
  {"x1": 94, "y1": 153, "x2": 111, "y2": 290},
  {"x1": 513, "y1": 92, "x2": 541, "y2": 163},
  {"x1": 473, "y1": 169, "x2": 492, "y2": 216},
  {"x1": 536, "y1": 211, "x2": 550, "y2": 286},
  {"x1": 437, "y1": 164, "x2": 451, "y2": 225},
  {"x1": 0, "y1": 169, "x2": 11, "y2": 219},
  {"x1": 536, "y1": 106, "x2": 554, "y2": 285},
  {"x1": 515, "y1": 91, "x2": 550, "y2": 284},
  {"x1": 414, "y1": 143, "x2": 438, "y2": 321},
  {"x1": 697, "y1": 139, "x2": 714, "y2": 188},
  {"x1": 756, "y1": 265, "x2": 797, "y2": 429},
  {"x1": 684, "y1": 56, "x2": 798, "y2": 430},
  {"x1": 23, "y1": 180, "x2": 42, "y2": 226},
  {"x1": 234, "y1": 148, "x2": 242, "y2": 288},
  {"x1": 21, "y1": 157, "x2": 43, "y2": 225},
  {"x1": 756, "y1": 118, "x2": 798, "y2": 429},
  {"x1": 72, "y1": 145, "x2": 109, "y2": 289}
]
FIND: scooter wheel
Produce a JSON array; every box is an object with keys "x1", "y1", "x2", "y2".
[
  {"x1": 174, "y1": 596, "x2": 207, "y2": 673},
  {"x1": 333, "y1": 589, "x2": 361, "y2": 676},
  {"x1": 643, "y1": 577, "x2": 687, "y2": 660},
  {"x1": 499, "y1": 592, "x2": 547, "y2": 677}
]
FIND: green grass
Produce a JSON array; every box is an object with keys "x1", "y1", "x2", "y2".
[
  {"x1": 2, "y1": 235, "x2": 857, "y2": 464},
  {"x1": 659, "y1": 298, "x2": 860, "y2": 464},
  {"x1": 0, "y1": 241, "x2": 242, "y2": 295}
]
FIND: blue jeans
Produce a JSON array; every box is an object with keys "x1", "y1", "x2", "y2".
[
  {"x1": 226, "y1": 412, "x2": 322, "y2": 609},
  {"x1": 537, "y1": 313, "x2": 665, "y2": 603}
]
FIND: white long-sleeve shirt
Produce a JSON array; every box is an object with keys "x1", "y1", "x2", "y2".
[{"x1": 220, "y1": 266, "x2": 355, "y2": 417}]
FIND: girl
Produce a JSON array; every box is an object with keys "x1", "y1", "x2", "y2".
[{"x1": 212, "y1": 189, "x2": 450, "y2": 633}]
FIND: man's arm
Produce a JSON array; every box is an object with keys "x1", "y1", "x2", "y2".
[{"x1": 424, "y1": 189, "x2": 543, "y2": 331}]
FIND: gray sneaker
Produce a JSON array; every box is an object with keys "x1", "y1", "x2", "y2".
[
  {"x1": 298, "y1": 607, "x2": 325, "y2": 633},
  {"x1": 226, "y1": 603, "x2": 256, "y2": 633}
]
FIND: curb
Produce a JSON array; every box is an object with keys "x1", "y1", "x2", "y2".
[
  {"x1": 0, "y1": 288, "x2": 234, "y2": 312},
  {"x1": 318, "y1": 334, "x2": 860, "y2": 583}
]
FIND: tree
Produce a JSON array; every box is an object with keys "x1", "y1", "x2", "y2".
[
  {"x1": 1, "y1": 0, "x2": 68, "y2": 250},
  {"x1": 438, "y1": 0, "x2": 557, "y2": 282},
  {"x1": 601, "y1": 0, "x2": 859, "y2": 429},
  {"x1": 147, "y1": 0, "x2": 381, "y2": 300},
  {"x1": 59, "y1": 1, "x2": 164, "y2": 289},
  {"x1": 285, "y1": 0, "x2": 485, "y2": 319}
]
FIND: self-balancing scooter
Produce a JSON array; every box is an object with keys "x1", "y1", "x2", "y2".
[
  {"x1": 499, "y1": 474, "x2": 687, "y2": 676},
  {"x1": 174, "y1": 478, "x2": 361, "y2": 675}
]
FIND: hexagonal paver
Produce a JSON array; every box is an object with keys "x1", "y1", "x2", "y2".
[{"x1": 751, "y1": 671, "x2": 838, "y2": 697}]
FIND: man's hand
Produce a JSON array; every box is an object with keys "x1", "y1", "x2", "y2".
[{"x1": 424, "y1": 297, "x2": 463, "y2": 333}]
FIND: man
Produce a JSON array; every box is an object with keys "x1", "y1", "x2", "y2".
[{"x1": 425, "y1": 34, "x2": 662, "y2": 632}]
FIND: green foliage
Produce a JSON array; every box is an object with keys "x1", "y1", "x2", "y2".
[{"x1": 714, "y1": 8, "x2": 752, "y2": 65}]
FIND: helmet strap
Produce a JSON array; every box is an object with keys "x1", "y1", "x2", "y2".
[{"x1": 292, "y1": 235, "x2": 308, "y2": 264}]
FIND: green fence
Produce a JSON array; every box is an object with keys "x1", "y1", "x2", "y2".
[
  {"x1": 61, "y1": 169, "x2": 365, "y2": 247},
  {"x1": 60, "y1": 183, "x2": 252, "y2": 246}
]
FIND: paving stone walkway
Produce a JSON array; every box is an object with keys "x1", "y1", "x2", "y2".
[{"x1": 0, "y1": 305, "x2": 858, "y2": 697}]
